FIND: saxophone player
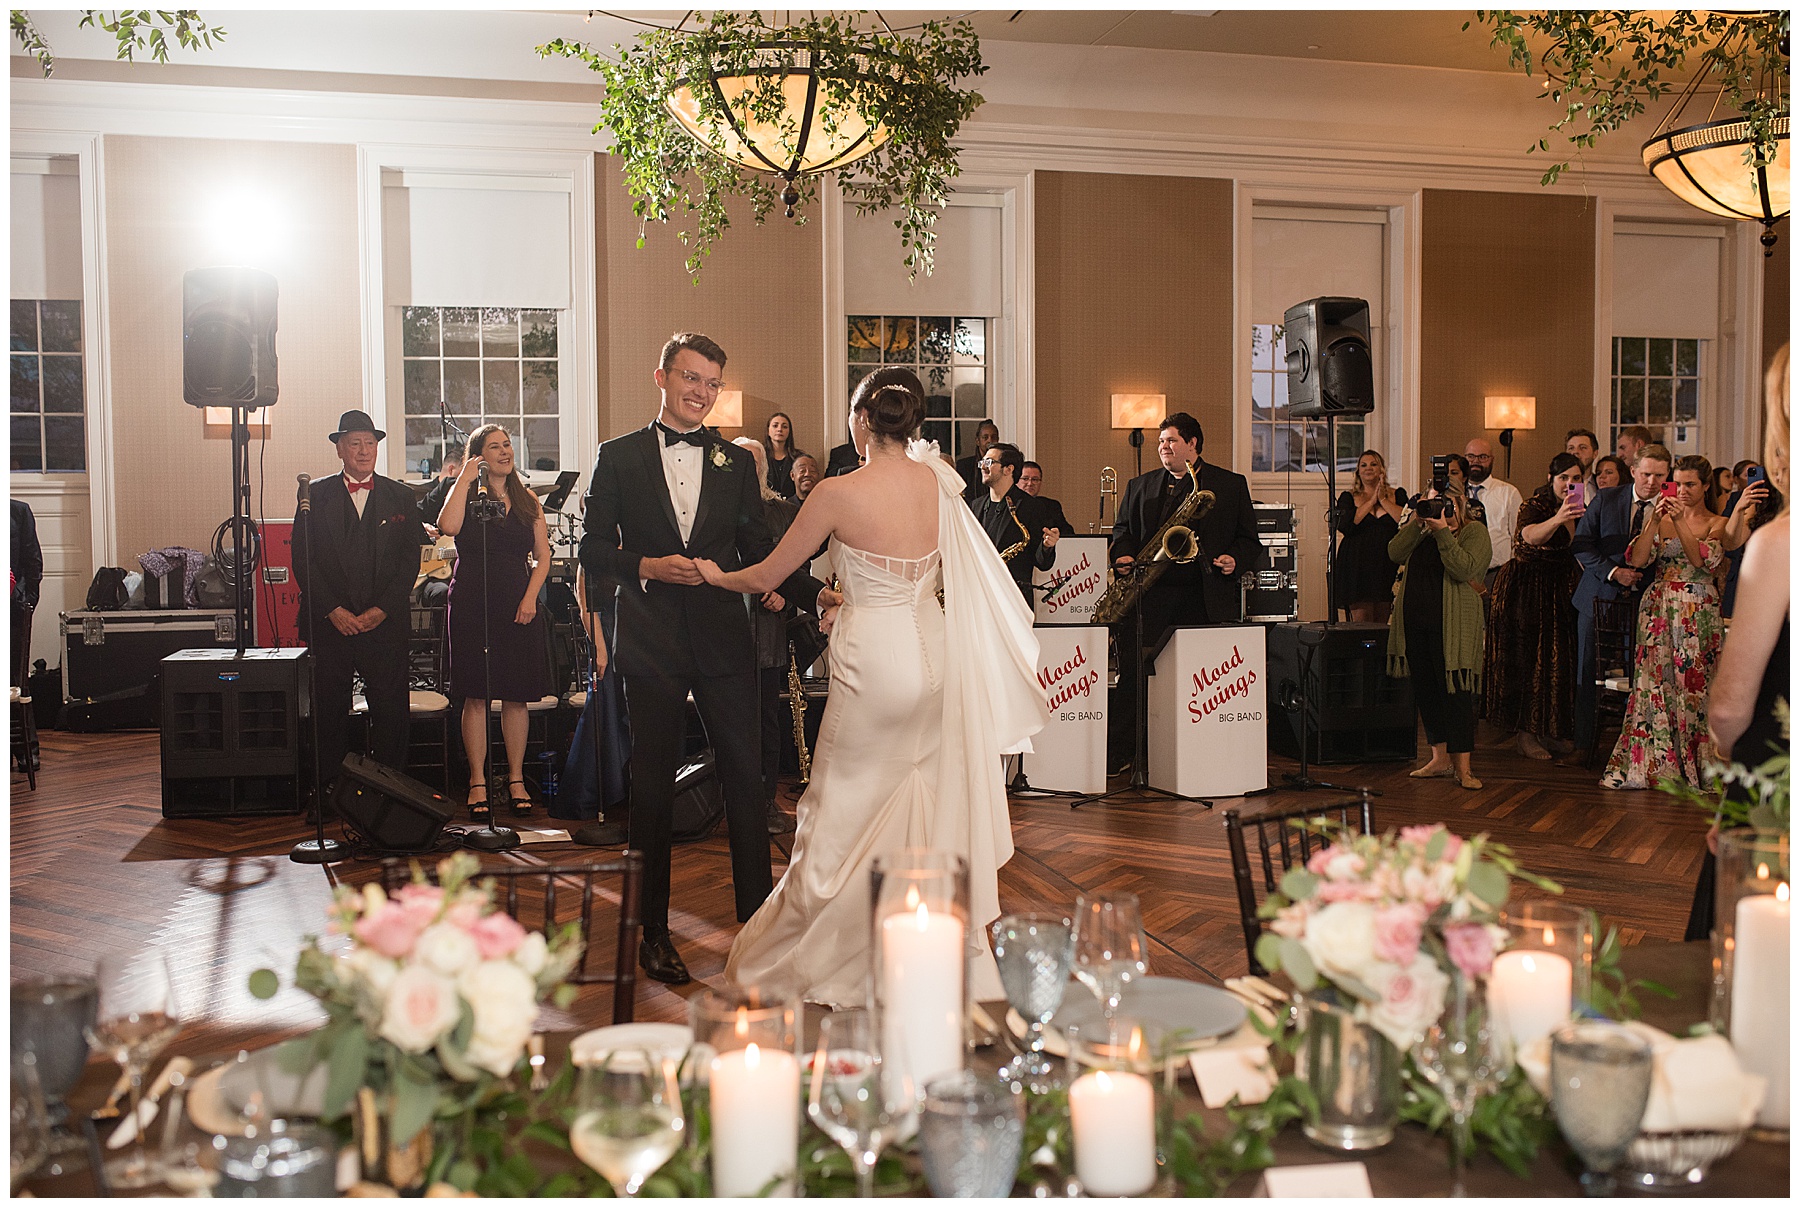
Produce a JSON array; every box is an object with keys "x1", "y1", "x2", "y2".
[
  {"x1": 972, "y1": 442, "x2": 1059, "y2": 604},
  {"x1": 1107, "y1": 412, "x2": 1264, "y2": 773}
]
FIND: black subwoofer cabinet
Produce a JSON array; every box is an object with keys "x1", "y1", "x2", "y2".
[
  {"x1": 160, "y1": 647, "x2": 308, "y2": 817},
  {"x1": 1265, "y1": 621, "x2": 1416, "y2": 765}
]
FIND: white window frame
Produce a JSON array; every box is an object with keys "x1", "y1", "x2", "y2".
[{"x1": 357, "y1": 146, "x2": 597, "y2": 480}]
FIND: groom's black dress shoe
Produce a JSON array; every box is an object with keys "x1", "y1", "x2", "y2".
[
  {"x1": 638, "y1": 933, "x2": 691, "y2": 985},
  {"x1": 765, "y1": 801, "x2": 797, "y2": 835}
]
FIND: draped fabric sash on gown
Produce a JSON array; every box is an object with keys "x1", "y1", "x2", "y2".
[{"x1": 725, "y1": 443, "x2": 1047, "y2": 1007}]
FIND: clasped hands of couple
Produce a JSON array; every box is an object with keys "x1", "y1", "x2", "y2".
[{"x1": 639, "y1": 553, "x2": 845, "y2": 633}]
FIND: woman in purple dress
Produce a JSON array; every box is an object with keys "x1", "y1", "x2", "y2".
[{"x1": 439, "y1": 424, "x2": 552, "y2": 819}]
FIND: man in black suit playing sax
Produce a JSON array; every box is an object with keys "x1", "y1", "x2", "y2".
[
  {"x1": 1106, "y1": 411, "x2": 1264, "y2": 772},
  {"x1": 292, "y1": 411, "x2": 426, "y2": 793},
  {"x1": 579, "y1": 332, "x2": 829, "y2": 985}
]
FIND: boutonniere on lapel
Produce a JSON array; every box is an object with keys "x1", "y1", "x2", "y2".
[{"x1": 708, "y1": 444, "x2": 733, "y2": 472}]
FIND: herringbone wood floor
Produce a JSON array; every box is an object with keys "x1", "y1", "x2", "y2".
[{"x1": 11, "y1": 725, "x2": 1711, "y2": 1047}]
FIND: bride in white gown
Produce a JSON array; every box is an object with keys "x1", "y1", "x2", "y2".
[{"x1": 695, "y1": 381, "x2": 1047, "y2": 1007}]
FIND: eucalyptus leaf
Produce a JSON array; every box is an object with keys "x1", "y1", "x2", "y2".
[
  {"x1": 1278, "y1": 867, "x2": 1318, "y2": 901},
  {"x1": 1425, "y1": 829, "x2": 1447, "y2": 861},
  {"x1": 389, "y1": 1063, "x2": 440, "y2": 1146},
  {"x1": 1278, "y1": 937, "x2": 1317, "y2": 990},
  {"x1": 322, "y1": 1023, "x2": 369, "y2": 1120},
  {"x1": 1466, "y1": 860, "x2": 1509, "y2": 908},
  {"x1": 1254, "y1": 932, "x2": 1287, "y2": 975}
]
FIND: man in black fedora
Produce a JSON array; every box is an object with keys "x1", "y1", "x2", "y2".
[{"x1": 292, "y1": 410, "x2": 425, "y2": 793}]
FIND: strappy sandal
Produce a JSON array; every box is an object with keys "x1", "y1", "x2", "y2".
[
  {"x1": 507, "y1": 779, "x2": 535, "y2": 818},
  {"x1": 468, "y1": 781, "x2": 493, "y2": 825}
]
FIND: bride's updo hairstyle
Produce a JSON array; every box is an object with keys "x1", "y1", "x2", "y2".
[{"x1": 853, "y1": 378, "x2": 925, "y2": 441}]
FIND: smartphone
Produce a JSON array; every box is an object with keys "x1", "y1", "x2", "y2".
[
  {"x1": 1746, "y1": 465, "x2": 1768, "y2": 486},
  {"x1": 1566, "y1": 481, "x2": 1585, "y2": 508},
  {"x1": 1660, "y1": 481, "x2": 1678, "y2": 498}
]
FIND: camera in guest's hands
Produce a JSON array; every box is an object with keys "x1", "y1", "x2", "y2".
[{"x1": 1414, "y1": 455, "x2": 1455, "y2": 519}]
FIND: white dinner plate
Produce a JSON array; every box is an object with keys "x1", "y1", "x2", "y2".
[
  {"x1": 1007, "y1": 977, "x2": 1250, "y2": 1063},
  {"x1": 186, "y1": 1047, "x2": 329, "y2": 1137},
  {"x1": 568, "y1": 1022, "x2": 694, "y2": 1071}
]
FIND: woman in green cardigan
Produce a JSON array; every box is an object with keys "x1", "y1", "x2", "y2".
[{"x1": 1387, "y1": 485, "x2": 1492, "y2": 789}]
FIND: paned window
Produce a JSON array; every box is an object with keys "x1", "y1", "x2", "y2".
[
  {"x1": 847, "y1": 315, "x2": 988, "y2": 459},
  {"x1": 400, "y1": 306, "x2": 559, "y2": 475},
  {"x1": 1611, "y1": 337, "x2": 1701, "y2": 458},
  {"x1": 1250, "y1": 323, "x2": 1364, "y2": 475},
  {"x1": 9, "y1": 299, "x2": 85, "y2": 473}
]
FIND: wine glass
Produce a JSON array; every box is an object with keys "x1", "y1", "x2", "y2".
[
  {"x1": 1549, "y1": 1021, "x2": 1654, "y2": 1197},
  {"x1": 1412, "y1": 974, "x2": 1508, "y2": 1198},
  {"x1": 808, "y1": 1009, "x2": 917, "y2": 1198},
  {"x1": 569, "y1": 1050, "x2": 685, "y2": 1197},
  {"x1": 991, "y1": 913, "x2": 1074, "y2": 1093},
  {"x1": 84, "y1": 951, "x2": 182, "y2": 1190},
  {"x1": 10, "y1": 974, "x2": 98, "y2": 1171},
  {"x1": 1071, "y1": 892, "x2": 1148, "y2": 1027}
]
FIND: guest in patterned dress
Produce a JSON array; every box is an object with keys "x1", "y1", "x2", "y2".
[
  {"x1": 1484, "y1": 453, "x2": 1587, "y2": 760},
  {"x1": 1602, "y1": 455, "x2": 1728, "y2": 790}
]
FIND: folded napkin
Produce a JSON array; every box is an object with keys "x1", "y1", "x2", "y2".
[{"x1": 1519, "y1": 1022, "x2": 1766, "y2": 1133}]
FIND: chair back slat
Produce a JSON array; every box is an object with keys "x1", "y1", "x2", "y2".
[
  {"x1": 378, "y1": 853, "x2": 645, "y2": 1023},
  {"x1": 1223, "y1": 790, "x2": 1377, "y2": 975}
]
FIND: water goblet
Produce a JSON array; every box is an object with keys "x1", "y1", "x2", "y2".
[
  {"x1": 84, "y1": 951, "x2": 182, "y2": 1191},
  {"x1": 807, "y1": 1009, "x2": 917, "y2": 1198},
  {"x1": 1412, "y1": 975, "x2": 1508, "y2": 1198},
  {"x1": 569, "y1": 1049, "x2": 686, "y2": 1197},
  {"x1": 1071, "y1": 892, "x2": 1148, "y2": 1026},
  {"x1": 10, "y1": 1051, "x2": 49, "y2": 1193},
  {"x1": 919, "y1": 1071, "x2": 1025, "y2": 1197},
  {"x1": 10, "y1": 974, "x2": 98, "y2": 1170},
  {"x1": 991, "y1": 913, "x2": 1074, "y2": 1093},
  {"x1": 1549, "y1": 1020, "x2": 1654, "y2": 1197}
]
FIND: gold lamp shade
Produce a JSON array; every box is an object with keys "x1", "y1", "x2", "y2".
[
  {"x1": 666, "y1": 43, "x2": 894, "y2": 213},
  {"x1": 1643, "y1": 116, "x2": 1790, "y2": 227},
  {"x1": 1110, "y1": 393, "x2": 1166, "y2": 429},
  {"x1": 1484, "y1": 396, "x2": 1537, "y2": 431},
  {"x1": 711, "y1": 390, "x2": 745, "y2": 429}
]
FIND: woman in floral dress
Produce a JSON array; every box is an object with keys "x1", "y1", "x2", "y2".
[{"x1": 1602, "y1": 455, "x2": 1728, "y2": 790}]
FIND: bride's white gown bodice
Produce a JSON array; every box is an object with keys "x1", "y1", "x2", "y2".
[{"x1": 726, "y1": 448, "x2": 1047, "y2": 1007}]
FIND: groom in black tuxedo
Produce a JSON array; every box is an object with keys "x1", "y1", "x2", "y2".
[{"x1": 580, "y1": 332, "x2": 827, "y2": 985}]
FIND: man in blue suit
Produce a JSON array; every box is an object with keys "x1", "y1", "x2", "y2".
[{"x1": 1565, "y1": 444, "x2": 1672, "y2": 763}]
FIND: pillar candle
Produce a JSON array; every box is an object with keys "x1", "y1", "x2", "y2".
[
  {"x1": 709, "y1": 1043, "x2": 800, "y2": 1197},
  {"x1": 1729, "y1": 886, "x2": 1789, "y2": 1130},
  {"x1": 1490, "y1": 949, "x2": 1572, "y2": 1051},
  {"x1": 878, "y1": 903, "x2": 964, "y2": 1096},
  {"x1": 1068, "y1": 1068, "x2": 1156, "y2": 1196}
]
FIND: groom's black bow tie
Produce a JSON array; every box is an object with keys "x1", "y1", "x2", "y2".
[{"x1": 658, "y1": 422, "x2": 708, "y2": 449}]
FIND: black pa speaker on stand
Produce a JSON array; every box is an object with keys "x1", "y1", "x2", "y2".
[
  {"x1": 334, "y1": 752, "x2": 454, "y2": 853},
  {"x1": 183, "y1": 267, "x2": 279, "y2": 408}
]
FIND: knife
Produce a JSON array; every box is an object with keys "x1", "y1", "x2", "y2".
[
  {"x1": 107, "y1": 1056, "x2": 195, "y2": 1149},
  {"x1": 92, "y1": 1067, "x2": 134, "y2": 1119}
]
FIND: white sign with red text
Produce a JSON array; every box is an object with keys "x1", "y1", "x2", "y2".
[
  {"x1": 1147, "y1": 626, "x2": 1267, "y2": 798},
  {"x1": 1022, "y1": 625, "x2": 1108, "y2": 794},
  {"x1": 1033, "y1": 537, "x2": 1110, "y2": 625}
]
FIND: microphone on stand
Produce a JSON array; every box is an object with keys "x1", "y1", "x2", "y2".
[
  {"x1": 289, "y1": 471, "x2": 345, "y2": 866},
  {"x1": 296, "y1": 472, "x2": 311, "y2": 513}
]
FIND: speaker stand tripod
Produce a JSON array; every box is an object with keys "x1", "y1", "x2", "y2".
[{"x1": 1073, "y1": 569, "x2": 1209, "y2": 811}]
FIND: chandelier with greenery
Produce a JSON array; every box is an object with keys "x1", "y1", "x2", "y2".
[
  {"x1": 542, "y1": 11, "x2": 985, "y2": 279},
  {"x1": 1471, "y1": 10, "x2": 1789, "y2": 250}
]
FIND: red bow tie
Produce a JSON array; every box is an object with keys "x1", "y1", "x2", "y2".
[{"x1": 346, "y1": 479, "x2": 372, "y2": 493}]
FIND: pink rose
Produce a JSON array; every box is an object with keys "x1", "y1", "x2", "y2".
[
  {"x1": 446, "y1": 901, "x2": 483, "y2": 930},
  {"x1": 354, "y1": 902, "x2": 426, "y2": 959},
  {"x1": 1366, "y1": 953, "x2": 1450, "y2": 1051},
  {"x1": 1399, "y1": 825, "x2": 1439, "y2": 847},
  {"x1": 1443, "y1": 922, "x2": 1498, "y2": 977},
  {"x1": 393, "y1": 883, "x2": 444, "y2": 928},
  {"x1": 1373, "y1": 903, "x2": 1427, "y2": 965},
  {"x1": 469, "y1": 911, "x2": 528, "y2": 960},
  {"x1": 1306, "y1": 846, "x2": 1337, "y2": 876},
  {"x1": 1317, "y1": 879, "x2": 1374, "y2": 903}
]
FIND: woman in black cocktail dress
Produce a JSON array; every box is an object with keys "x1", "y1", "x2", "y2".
[{"x1": 440, "y1": 424, "x2": 552, "y2": 819}]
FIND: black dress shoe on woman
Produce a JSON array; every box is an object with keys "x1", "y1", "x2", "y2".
[
  {"x1": 507, "y1": 779, "x2": 535, "y2": 818},
  {"x1": 467, "y1": 782, "x2": 493, "y2": 825},
  {"x1": 638, "y1": 932, "x2": 692, "y2": 985}
]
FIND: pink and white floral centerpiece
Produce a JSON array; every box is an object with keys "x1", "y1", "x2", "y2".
[
  {"x1": 1256, "y1": 824, "x2": 1560, "y2": 1050},
  {"x1": 255, "y1": 853, "x2": 582, "y2": 1160}
]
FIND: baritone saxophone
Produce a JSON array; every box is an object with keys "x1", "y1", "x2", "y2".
[{"x1": 1090, "y1": 462, "x2": 1215, "y2": 624}]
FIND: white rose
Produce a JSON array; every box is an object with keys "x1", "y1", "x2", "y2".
[
  {"x1": 415, "y1": 923, "x2": 479, "y2": 978},
  {"x1": 1365, "y1": 953, "x2": 1450, "y2": 1051},
  {"x1": 1302, "y1": 901, "x2": 1378, "y2": 985},
  {"x1": 458, "y1": 960, "x2": 540, "y2": 1077},
  {"x1": 512, "y1": 931, "x2": 548, "y2": 977},
  {"x1": 343, "y1": 947, "x2": 400, "y2": 998},
  {"x1": 377, "y1": 966, "x2": 461, "y2": 1053}
]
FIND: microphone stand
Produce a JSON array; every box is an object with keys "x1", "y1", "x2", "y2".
[
  {"x1": 290, "y1": 473, "x2": 347, "y2": 865},
  {"x1": 463, "y1": 465, "x2": 520, "y2": 853}
]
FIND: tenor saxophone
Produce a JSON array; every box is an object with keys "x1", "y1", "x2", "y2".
[
  {"x1": 1091, "y1": 461, "x2": 1216, "y2": 624},
  {"x1": 787, "y1": 647, "x2": 811, "y2": 785},
  {"x1": 998, "y1": 497, "x2": 1032, "y2": 562}
]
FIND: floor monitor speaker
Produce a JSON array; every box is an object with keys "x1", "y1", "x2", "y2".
[
  {"x1": 1266, "y1": 622, "x2": 1415, "y2": 764},
  {"x1": 335, "y1": 752, "x2": 453, "y2": 853}
]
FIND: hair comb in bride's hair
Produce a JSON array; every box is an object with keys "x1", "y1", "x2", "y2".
[{"x1": 862, "y1": 384, "x2": 925, "y2": 438}]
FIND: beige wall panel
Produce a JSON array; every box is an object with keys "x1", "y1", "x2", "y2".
[
  {"x1": 596, "y1": 155, "x2": 825, "y2": 459},
  {"x1": 102, "y1": 134, "x2": 361, "y2": 561},
  {"x1": 1420, "y1": 189, "x2": 1596, "y2": 492},
  {"x1": 1034, "y1": 170, "x2": 1235, "y2": 535}
]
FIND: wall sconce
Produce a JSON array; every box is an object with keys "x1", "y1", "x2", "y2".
[
  {"x1": 712, "y1": 389, "x2": 744, "y2": 430},
  {"x1": 1111, "y1": 393, "x2": 1166, "y2": 477},
  {"x1": 1484, "y1": 395, "x2": 1536, "y2": 480},
  {"x1": 204, "y1": 406, "x2": 271, "y2": 439}
]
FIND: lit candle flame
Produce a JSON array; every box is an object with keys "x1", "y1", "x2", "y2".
[
  {"x1": 904, "y1": 885, "x2": 920, "y2": 911},
  {"x1": 1779, "y1": 883, "x2": 1791, "y2": 903},
  {"x1": 1127, "y1": 1027, "x2": 1144, "y2": 1063},
  {"x1": 744, "y1": 1042, "x2": 761, "y2": 1069},
  {"x1": 1522, "y1": 953, "x2": 1538, "y2": 974},
  {"x1": 1542, "y1": 927, "x2": 1555, "y2": 945},
  {"x1": 1094, "y1": 1069, "x2": 1112, "y2": 1093},
  {"x1": 913, "y1": 901, "x2": 930, "y2": 930},
  {"x1": 1758, "y1": 863, "x2": 1771, "y2": 881},
  {"x1": 735, "y1": 1006, "x2": 749, "y2": 1039}
]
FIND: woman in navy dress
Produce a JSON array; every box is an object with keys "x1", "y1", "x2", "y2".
[{"x1": 439, "y1": 424, "x2": 552, "y2": 819}]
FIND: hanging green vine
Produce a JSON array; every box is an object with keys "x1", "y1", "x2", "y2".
[
  {"x1": 1468, "y1": 10, "x2": 1789, "y2": 186},
  {"x1": 540, "y1": 11, "x2": 985, "y2": 280},
  {"x1": 11, "y1": 9, "x2": 226, "y2": 77}
]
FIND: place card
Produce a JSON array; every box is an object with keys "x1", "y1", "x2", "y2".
[
  {"x1": 1188, "y1": 1045, "x2": 1275, "y2": 1108},
  {"x1": 1258, "y1": 1161, "x2": 1374, "y2": 1198},
  {"x1": 515, "y1": 828, "x2": 571, "y2": 844}
]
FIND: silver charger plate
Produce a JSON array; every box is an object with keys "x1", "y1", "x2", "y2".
[{"x1": 1050, "y1": 976, "x2": 1248, "y2": 1047}]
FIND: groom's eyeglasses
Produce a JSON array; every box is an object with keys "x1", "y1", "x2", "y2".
[{"x1": 675, "y1": 369, "x2": 725, "y2": 393}]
